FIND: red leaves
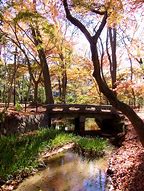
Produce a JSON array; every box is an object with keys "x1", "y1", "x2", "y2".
[{"x1": 108, "y1": 122, "x2": 144, "y2": 190}]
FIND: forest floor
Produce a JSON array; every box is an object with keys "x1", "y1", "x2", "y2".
[
  {"x1": 108, "y1": 110, "x2": 144, "y2": 191},
  {"x1": 0, "y1": 103, "x2": 46, "y2": 116}
]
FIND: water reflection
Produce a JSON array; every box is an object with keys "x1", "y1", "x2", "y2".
[{"x1": 15, "y1": 152, "x2": 108, "y2": 191}]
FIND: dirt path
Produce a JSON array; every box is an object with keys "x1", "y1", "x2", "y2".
[{"x1": 108, "y1": 112, "x2": 144, "y2": 191}]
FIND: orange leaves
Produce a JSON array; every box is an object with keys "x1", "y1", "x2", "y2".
[
  {"x1": 106, "y1": 0, "x2": 123, "y2": 26},
  {"x1": 49, "y1": 2, "x2": 59, "y2": 22},
  {"x1": 71, "y1": 0, "x2": 124, "y2": 26},
  {"x1": 115, "y1": 79, "x2": 133, "y2": 91},
  {"x1": 114, "y1": 69, "x2": 144, "y2": 100}
]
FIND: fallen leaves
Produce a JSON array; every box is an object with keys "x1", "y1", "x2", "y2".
[{"x1": 108, "y1": 123, "x2": 144, "y2": 191}]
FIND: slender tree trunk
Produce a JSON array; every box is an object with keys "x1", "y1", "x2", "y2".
[
  {"x1": 13, "y1": 47, "x2": 17, "y2": 106},
  {"x1": 129, "y1": 55, "x2": 136, "y2": 107},
  {"x1": 3, "y1": 84, "x2": 5, "y2": 104},
  {"x1": 7, "y1": 47, "x2": 17, "y2": 107},
  {"x1": 109, "y1": 27, "x2": 117, "y2": 91},
  {"x1": 31, "y1": 26, "x2": 54, "y2": 104},
  {"x1": 61, "y1": 65, "x2": 67, "y2": 103},
  {"x1": 26, "y1": 77, "x2": 32, "y2": 103},
  {"x1": 13, "y1": 78, "x2": 16, "y2": 106},
  {"x1": 33, "y1": 82, "x2": 38, "y2": 104},
  {"x1": 31, "y1": 0, "x2": 53, "y2": 104},
  {"x1": 37, "y1": 49, "x2": 54, "y2": 104},
  {"x1": 106, "y1": 27, "x2": 117, "y2": 94},
  {"x1": 58, "y1": 53, "x2": 67, "y2": 103},
  {"x1": 58, "y1": 77, "x2": 62, "y2": 100}
]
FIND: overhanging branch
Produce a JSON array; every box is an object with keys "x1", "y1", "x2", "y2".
[
  {"x1": 63, "y1": 0, "x2": 92, "y2": 43},
  {"x1": 91, "y1": 9, "x2": 106, "y2": 15},
  {"x1": 93, "y1": 12, "x2": 108, "y2": 42}
]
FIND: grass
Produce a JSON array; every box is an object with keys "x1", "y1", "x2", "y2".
[
  {"x1": 76, "y1": 137, "x2": 108, "y2": 152},
  {"x1": 51, "y1": 133, "x2": 76, "y2": 148},
  {"x1": 0, "y1": 128, "x2": 109, "y2": 181}
]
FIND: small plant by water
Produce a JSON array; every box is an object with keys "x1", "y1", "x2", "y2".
[
  {"x1": 14, "y1": 103, "x2": 23, "y2": 112},
  {"x1": 0, "y1": 128, "x2": 109, "y2": 182},
  {"x1": 76, "y1": 137, "x2": 108, "y2": 152}
]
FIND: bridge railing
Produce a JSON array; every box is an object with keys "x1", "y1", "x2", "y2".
[{"x1": 45, "y1": 104, "x2": 116, "y2": 114}]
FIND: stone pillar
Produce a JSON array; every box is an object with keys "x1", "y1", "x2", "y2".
[
  {"x1": 47, "y1": 116, "x2": 51, "y2": 128},
  {"x1": 74, "y1": 117, "x2": 79, "y2": 135},
  {"x1": 79, "y1": 116, "x2": 85, "y2": 136},
  {"x1": 74, "y1": 116, "x2": 85, "y2": 136}
]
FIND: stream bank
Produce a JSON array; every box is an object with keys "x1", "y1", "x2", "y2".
[
  {"x1": 107, "y1": 124, "x2": 144, "y2": 191},
  {"x1": 15, "y1": 151, "x2": 108, "y2": 191},
  {"x1": 1, "y1": 142, "x2": 111, "y2": 191},
  {"x1": 0, "y1": 129, "x2": 111, "y2": 191},
  {"x1": 0, "y1": 143, "x2": 75, "y2": 191}
]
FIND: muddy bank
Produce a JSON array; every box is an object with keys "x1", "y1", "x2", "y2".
[{"x1": 107, "y1": 124, "x2": 144, "y2": 191}]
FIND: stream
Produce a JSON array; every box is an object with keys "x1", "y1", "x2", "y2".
[{"x1": 15, "y1": 151, "x2": 108, "y2": 191}]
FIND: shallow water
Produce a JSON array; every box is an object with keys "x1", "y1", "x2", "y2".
[{"x1": 15, "y1": 151, "x2": 108, "y2": 191}]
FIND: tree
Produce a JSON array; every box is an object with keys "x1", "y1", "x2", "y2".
[
  {"x1": 0, "y1": 0, "x2": 55, "y2": 104},
  {"x1": 106, "y1": 27, "x2": 117, "y2": 95},
  {"x1": 62, "y1": 0, "x2": 144, "y2": 147}
]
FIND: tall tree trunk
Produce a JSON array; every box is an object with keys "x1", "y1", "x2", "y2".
[
  {"x1": 106, "y1": 27, "x2": 117, "y2": 94},
  {"x1": 13, "y1": 78, "x2": 16, "y2": 106},
  {"x1": 33, "y1": 81, "x2": 38, "y2": 104},
  {"x1": 31, "y1": 26, "x2": 54, "y2": 104},
  {"x1": 31, "y1": 0, "x2": 53, "y2": 104},
  {"x1": 3, "y1": 84, "x2": 6, "y2": 104},
  {"x1": 58, "y1": 77, "x2": 62, "y2": 99},
  {"x1": 26, "y1": 78, "x2": 32, "y2": 102},
  {"x1": 37, "y1": 49, "x2": 54, "y2": 104},
  {"x1": 61, "y1": 70, "x2": 67, "y2": 103},
  {"x1": 7, "y1": 47, "x2": 17, "y2": 107},
  {"x1": 109, "y1": 27, "x2": 117, "y2": 91},
  {"x1": 59, "y1": 53, "x2": 67, "y2": 104},
  {"x1": 13, "y1": 47, "x2": 17, "y2": 106},
  {"x1": 129, "y1": 55, "x2": 136, "y2": 107}
]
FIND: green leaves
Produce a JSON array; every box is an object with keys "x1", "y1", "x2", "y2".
[
  {"x1": 14, "y1": 10, "x2": 42, "y2": 23},
  {"x1": 42, "y1": 22, "x2": 55, "y2": 39}
]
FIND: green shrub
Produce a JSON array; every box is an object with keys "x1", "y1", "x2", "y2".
[
  {"x1": 15, "y1": 103, "x2": 23, "y2": 111},
  {"x1": 51, "y1": 133, "x2": 76, "y2": 147},
  {"x1": 76, "y1": 137, "x2": 108, "y2": 152}
]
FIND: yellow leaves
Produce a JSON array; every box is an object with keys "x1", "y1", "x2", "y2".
[
  {"x1": 106, "y1": 0, "x2": 123, "y2": 26},
  {"x1": 71, "y1": 0, "x2": 124, "y2": 26},
  {"x1": 72, "y1": 0, "x2": 91, "y2": 13},
  {"x1": 49, "y1": 2, "x2": 59, "y2": 22},
  {"x1": 128, "y1": 38, "x2": 144, "y2": 61},
  {"x1": 17, "y1": 64, "x2": 28, "y2": 75}
]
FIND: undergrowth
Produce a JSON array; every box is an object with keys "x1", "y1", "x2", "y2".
[
  {"x1": 76, "y1": 137, "x2": 108, "y2": 152},
  {"x1": 0, "y1": 128, "x2": 109, "y2": 181}
]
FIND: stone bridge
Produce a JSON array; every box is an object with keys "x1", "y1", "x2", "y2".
[{"x1": 46, "y1": 104, "x2": 125, "y2": 136}]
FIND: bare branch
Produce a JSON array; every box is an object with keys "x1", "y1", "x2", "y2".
[
  {"x1": 63, "y1": 0, "x2": 92, "y2": 43},
  {"x1": 93, "y1": 12, "x2": 108, "y2": 42},
  {"x1": 17, "y1": 23, "x2": 35, "y2": 44},
  {"x1": 91, "y1": 9, "x2": 106, "y2": 15},
  {"x1": 98, "y1": 37, "x2": 106, "y2": 83}
]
